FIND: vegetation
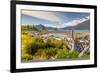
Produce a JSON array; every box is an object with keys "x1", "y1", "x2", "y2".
[
  {"x1": 21, "y1": 31, "x2": 90, "y2": 62},
  {"x1": 21, "y1": 25, "x2": 38, "y2": 31}
]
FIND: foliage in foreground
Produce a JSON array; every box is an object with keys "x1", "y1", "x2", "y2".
[{"x1": 21, "y1": 33, "x2": 90, "y2": 62}]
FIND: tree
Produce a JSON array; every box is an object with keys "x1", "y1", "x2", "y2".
[
  {"x1": 70, "y1": 30, "x2": 75, "y2": 52},
  {"x1": 32, "y1": 25, "x2": 38, "y2": 31}
]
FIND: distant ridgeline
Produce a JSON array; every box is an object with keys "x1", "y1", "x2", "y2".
[
  {"x1": 21, "y1": 24, "x2": 47, "y2": 31},
  {"x1": 21, "y1": 19, "x2": 90, "y2": 31}
]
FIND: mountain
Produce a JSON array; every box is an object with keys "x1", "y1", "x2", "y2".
[
  {"x1": 75, "y1": 20, "x2": 90, "y2": 30},
  {"x1": 61, "y1": 26, "x2": 78, "y2": 30},
  {"x1": 35, "y1": 24, "x2": 47, "y2": 31},
  {"x1": 61, "y1": 20, "x2": 90, "y2": 30},
  {"x1": 35, "y1": 19, "x2": 90, "y2": 31},
  {"x1": 46, "y1": 27, "x2": 57, "y2": 30}
]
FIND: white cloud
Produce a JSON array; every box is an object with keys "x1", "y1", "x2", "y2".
[
  {"x1": 43, "y1": 16, "x2": 90, "y2": 28},
  {"x1": 22, "y1": 10, "x2": 62, "y2": 22},
  {"x1": 22, "y1": 10, "x2": 90, "y2": 28}
]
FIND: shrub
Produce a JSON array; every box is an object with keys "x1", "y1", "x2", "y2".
[
  {"x1": 55, "y1": 49, "x2": 69, "y2": 59},
  {"x1": 25, "y1": 36, "x2": 47, "y2": 55},
  {"x1": 22, "y1": 54, "x2": 33, "y2": 62},
  {"x1": 68, "y1": 51, "x2": 80, "y2": 58},
  {"x1": 33, "y1": 49, "x2": 49, "y2": 60},
  {"x1": 21, "y1": 33, "x2": 89, "y2": 61},
  {"x1": 46, "y1": 39, "x2": 64, "y2": 49},
  {"x1": 21, "y1": 34, "x2": 34, "y2": 55},
  {"x1": 45, "y1": 48, "x2": 58, "y2": 57}
]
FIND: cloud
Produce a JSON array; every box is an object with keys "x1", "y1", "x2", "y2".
[
  {"x1": 22, "y1": 10, "x2": 62, "y2": 22},
  {"x1": 43, "y1": 16, "x2": 90, "y2": 28}
]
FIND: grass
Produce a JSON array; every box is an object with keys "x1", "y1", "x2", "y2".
[{"x1": 21, "y1": 31, "x2": 90, "y2": 62}]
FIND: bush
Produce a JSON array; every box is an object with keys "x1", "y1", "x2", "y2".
[
  {"x1": 21, "y1": 33, "x2": 90, "y2": 61},
  {"x1": 25, "y1": 37, "x2": 45, "y2": 55},
  {"x1": 46, "y1": 39, "x2": 64, "y2": 49},
  {"x1": 68, "y1": 51, "x2": 80, "y2": 58},
  {"x1": 21, "y1": 34, "x2": 34, "y2": 56},
  {"x1": 22, "y1": 54, "x2": 33, "y2": 62},
  {"x1": 45, "y1": 48, "x2": 58, "y2": 57},
  {"x1": 55, "y1": 49, "x2": 69, "y2": 59},
  {"x1": 33, "y1": 49, "x2": 49, "y2": 60}
]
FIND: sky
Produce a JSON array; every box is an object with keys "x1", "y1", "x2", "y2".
[{"x1": 21, "y1": 10, "x2": 90, "y2": 28}]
